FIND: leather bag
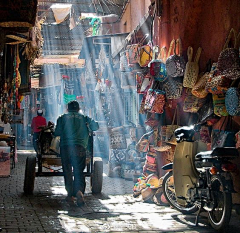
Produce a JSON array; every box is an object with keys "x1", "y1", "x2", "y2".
[{"x1": 138, "y1": 43, "x2": 153, "y2": 67}]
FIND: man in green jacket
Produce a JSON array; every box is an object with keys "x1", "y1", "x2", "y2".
[{"x1": 54, "y1": 100, "x2": 99, "y2": 206}]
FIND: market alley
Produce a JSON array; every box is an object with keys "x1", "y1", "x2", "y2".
[{"x1": 0, "y1": 150, "x2": 240, "y2": 233}]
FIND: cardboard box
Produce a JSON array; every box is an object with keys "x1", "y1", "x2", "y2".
[{"x1": 0, "y1": 147, "x2": 10, "y2": 177}]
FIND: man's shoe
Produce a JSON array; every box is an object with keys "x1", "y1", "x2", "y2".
[
  {"x1": 76, "y1": 191, "x2": 85, "y2": 206},
  {"x1": 65, "y1": 196, "x2": 74, "y2": 204}
]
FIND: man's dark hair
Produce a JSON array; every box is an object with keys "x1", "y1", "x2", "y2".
[{"x1": 68, "y1": 100, "x2": 80, "y2": 112}]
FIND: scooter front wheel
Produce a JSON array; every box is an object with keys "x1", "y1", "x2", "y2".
[
  {"x1": 208, "y1": 175, "x2": 232, "y2": 231},
  {"x1": 162, "y1": 171, "x2": 198, "y2": 214}
]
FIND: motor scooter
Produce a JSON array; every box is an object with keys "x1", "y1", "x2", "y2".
[{"x1": 162, "y1": 125, "x2": 239, "y2": 231}]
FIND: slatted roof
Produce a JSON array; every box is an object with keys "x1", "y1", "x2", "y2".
[{"x1": 38, "y1": 0, "x2": 129, "y2": 18}]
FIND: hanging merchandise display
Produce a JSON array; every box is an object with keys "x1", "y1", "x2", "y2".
[
  {"x1": 138, "y1": 42, "x2": 153, "y2": 67},
  {"x1": 139, "y1": 94, "x2": 147, "y2": 114},
  {"x1": 164, "y1": 106, "x2": 180, "y2": 145},
  {"x1": 156, "y1": 47, "x2": 168, "y2": 81},
  {"x1": 217, "y1": 28, "x2": 240, "y2": 80},
  {"x1": 211, "y1": 116, "x2": 237, "y2": 149},
  {"x1": 212, "y1": 93, "x2": 229, "y2": 117},
  {"x1": 109, "y1": 127, "x2": 127, "y2": 150},
  {"x1": 205, "y1": 73, "x2": 232, "y2": 94},
  {"x1": 144, "y1": 81, "x2": 165, "y2": 114},
  {"x1": 225, "y1": 79, "x2": 240, "y2": 116},
  {"x1": 144, "y1": 112, "x2": 160, "y2": 128},
  {"x1": 149, "y1": 90, "x2": 165, "y2": 114},
  {"x1": 183, "y1": 88, "x2": 206, "y2": 113},
  {"x1": 139, "y1": 74, "x2": 152, "y2": 94},
  {"x1": 197, "y1": 94, "x2": 216, "y2": 123},
  {"x1": 183, "y1": 46, "x2": 202, "y2": 88},
  {"x1": 148, "y1": 46, "x2": 162, "y2": 77},
  {"x1": 163, "y1": 76, "x2": 183, "y2": 100},
  {"x1": 199, "y1": 125, "x2": 211, "y2": 144},
  {"x1": 126, "y1": 33, "x2": 149, "y2": 65},
  {"x1": 166, "y1": 38, "x2": 186, "y2": 77},
  {"x1": 192, "y1": 59, "x2": 213, "y2": 98},
  {"x1": 136, "y1": 72, "x2": 152, "y2": 94},
  {"x1": 192, "y1": 72, "x2": 210, "y2": 98}
]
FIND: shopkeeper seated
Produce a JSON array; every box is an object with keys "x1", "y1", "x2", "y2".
[{"x1": 0, "y1": 114, "x2": 12, "y2": 135}]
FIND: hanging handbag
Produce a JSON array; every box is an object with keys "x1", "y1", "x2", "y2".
[
  {"x1": 127, "y1": 34, "x2": 149, "y2": 64},
  {"x1": 183, "y1": 46, "x2": 202, "y2": 88},
  {"x1": 165, "y1": 106, "x2": 180, "y2": 145},
  {"x1": 211, "y1": 116, "x2": 236, "y2": 149},
  {"x1": 199, "y1": 126, "x2": 211, "y2": 144},
  {"x1": 136, "y1": 72, "x2": 152, "y2": 94},
  {"x1": 139, "y1": 94, "x2": 147, "y2": 114},
  {"x1": 149, "y1": 46, "x2": 162, "y2": 77},
  {"x1": 144, "y1": 112, "x2": 160, "y2": 128},
  {"x1": 137, "y1": 139, "x2": 150, "y2": 152},
  {"x1": 138, "y1": 42, "x2": 153, "y2": 67},
  {"x1": 151, "y1": 46, "x2": 168, "y2": 82},
  {"x1": 149, "y1": 90, "x2": 166, "y2": 114},
  {"x1": 163, "y1": 76, "x2": 183, "y2": 99},
  {"x1": 183, "y1": 88, "x2": 206, "y2": 113},
  {"x1": 192, "y1": 72, "x2": 210, "y2": 98},
  {"x1": 235, "y1": 130, "x2": 240, "y2": 148},
  {"x1": 217, "y1": 28, "x2": 240, "y2": 80},
  {"x1": 225, "y1": 79, "x2": 240, "y2": 116},
  {"x1": 205, "y1": 73, "x2": 232, "y2": 94},
  {"x1": 166, "y1": 38, "x2": 186, "y2": 77},
  {"x1": 144, "y1": 81, "x2": 163, "y2": 112},
  {"x1": 212, "y1": 93, "x2": 229, "y2": 117},
  {"x1": 139, "y1": 74, "x2": 153, "y2": 93},
  {"x1": 197, "y1": 94, "x2": 216, "y2": 123},
  {"x1": 144, "y1": 88, "x2": 156, "y2": 111},
  {"x1": 110, "y1": 127, "x2": 127, "y2": 149}
]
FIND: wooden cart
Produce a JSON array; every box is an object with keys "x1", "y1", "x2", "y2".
[{"x1": 23, "y1": 125, "x2": 103, "y2": 195}]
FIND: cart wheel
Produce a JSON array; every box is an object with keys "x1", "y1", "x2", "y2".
[
  {"x1": 91, "y1": 157, "x2": 103, "y2": 194},
  {"x1": 23, "y1": 155, "x2": 36, "y2": 195}
]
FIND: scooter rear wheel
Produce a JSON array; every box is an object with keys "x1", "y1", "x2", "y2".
[
  {"x1": 162, "y1": 171, "x2": 198, "y2": 214},
  {"x1": 208, "y1": 175, "x2": 232, "y2": 231}
]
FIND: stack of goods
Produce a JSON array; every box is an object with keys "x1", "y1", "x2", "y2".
[{"x1": 133, "y1": 174, "x2": 161, "y2": 202}]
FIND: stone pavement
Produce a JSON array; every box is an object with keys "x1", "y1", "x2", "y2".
[{"x1": 0, "y1": 150, "x2": 239, "y2": 233}]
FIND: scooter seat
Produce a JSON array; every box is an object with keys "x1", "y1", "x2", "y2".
[
  {"x1": 195, "y1": 147, "x2": 239, "y2": 161},
  {"x1": 211, "y1": 147, "x2": 239, "y2": 158}
]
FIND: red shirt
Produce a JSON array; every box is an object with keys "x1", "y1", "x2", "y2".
[{"x1": 31, "y1": 116, "x2": 47, "y2": 133}]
